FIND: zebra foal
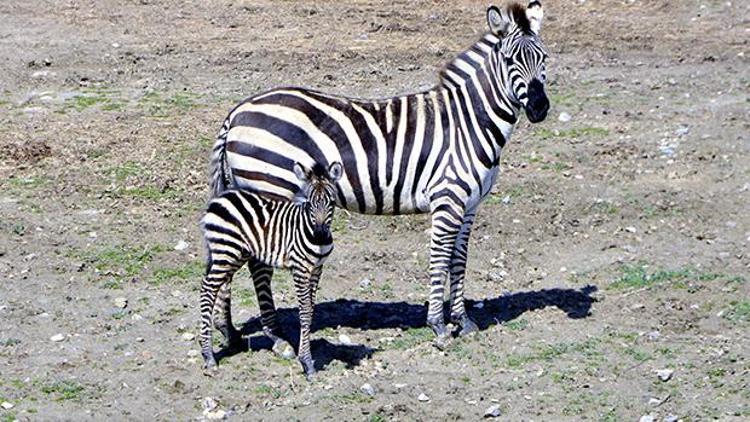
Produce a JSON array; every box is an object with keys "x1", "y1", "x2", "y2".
[{"x1": 199, "y1": 161, "x2": 343, "y2": 377}]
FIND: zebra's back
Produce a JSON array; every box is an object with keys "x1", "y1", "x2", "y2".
[{"x1": 218, "y1": 87, "x2": 451, "y2": 215}]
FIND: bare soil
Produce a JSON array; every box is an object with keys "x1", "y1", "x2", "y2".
[{"x1": 1, "y1": 0, "x2": 748, "y2": 420}]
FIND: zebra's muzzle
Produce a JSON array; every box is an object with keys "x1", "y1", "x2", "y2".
[{"x1": 524, "y1": 78, "x2": 549, "y2": 123}]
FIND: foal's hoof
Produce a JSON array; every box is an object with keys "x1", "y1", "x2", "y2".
[
  {"x1": 271, "y1": 339, "x2": 296, "y2": 360},
  {"x1": 456, "y1": 317, "x2": 479, "y2": 337},
  {"x1": 433, "y1": 333, "x2": 454, "y2": 351},
  {"x1": 202, "y1": 355, "x2": 218, "y2": 375}
]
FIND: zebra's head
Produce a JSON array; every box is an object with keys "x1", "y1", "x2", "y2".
[
  {"x1": 487, "y1": 1, "x2": 549, "y2": 123},
  {"x1": 293, "y1": 161, "x2": 343, "y2": 243}
]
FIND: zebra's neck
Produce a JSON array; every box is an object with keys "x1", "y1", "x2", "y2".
[{"x1": 437, "y1": 33, "x2": 520, "y2": 151}]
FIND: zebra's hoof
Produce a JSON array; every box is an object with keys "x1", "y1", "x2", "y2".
[
  {"x1": 300, "y1": 358, "x2": 316, "y2": 380},
  {"x1": 202, "y1": 356, "x2": 218, "y2": 375},
  {"x1": 457, "y1": 318, "x2": 479, "y2": 337},
  {"x1": 272, "y1": 339, "x2": 296, "y2": 360},
  {"x1": 433, "y1": 333, "x2": 454, "y2": 351}
]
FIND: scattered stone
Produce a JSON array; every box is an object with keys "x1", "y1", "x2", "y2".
[
  {"x1": 647, "y1": 331, "x2": 661, "y2": 341},
  {"x1": 202, "y1": 397, "x2": 218, "y2": 412},
  {"x1": 174, "y1": 240, "x2": 189, "y2": 251},
  {"x1": 625, "y1": 226, "x2": 637, "y2": 233},
  {"x1": 558, "y1": 112, "x2": 572, "y2": 122},
  {"x1": 501, "y1": 195, "x2": 511, "y2": 205},
  {"x1": 655, "y1": 368, "x2": 674, "y2": 381},
  {"x1": 1, "y1": 401, "x2": 14, "y2": 410},
  {"x1": 648, "y1": 397, "x2": 661, "y2": 406},
  {"x1": 393, "y1": 383, "x2": 407, "y2": 389},
  {"x1": 113, "y1": 297, "x2": 128, "y2": 309},
  {"x1": 674, "y1": 125, "x2": 690, "y2": 137},
  {"x1": 204, "y1": 409, "x2": 226, "y2": 420},
  {"x1": 88, "y1": 231, "x2": 97, "y2": 239},
  {"x1": 136, "y1": 337, "x2": 145, "y2": 343},
  {"x1": 131, "y1": 313, "x2": 143, "y2": 321},
  {"x1": 50, "y1": 333, "x2": 65, "y2": 342},
  {"x1": 182, "y1": 332, "x2": 195, "y2": 341},
  {"x1": 418, "y1": 393, "x2": 430, "y2": 402},
  {"x1": 339, "y1": 334, "x2": 354, "y2": 345},
  {"x1": 187, "y1": 350, "x2": 199, "y2": 357},
  {"x1": 664, "y1": 414, "x2": 679, "y2": 422},
  {"x1": 359, "y1": 278, "x2": 371, "y2": 288},
  {"x1": 639, "y1": 415, "x2": 654, "y2": 422},
  {"x1": 484, "y1": 404, "x2": 502, "y2": 418},
  {"x1": 360, "y1": 383, "x2": 375, "y2": 396}
]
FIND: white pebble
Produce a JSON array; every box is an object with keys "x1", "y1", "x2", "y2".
[
  {"x1": 639, "y1": 415, "x2": 655, "y2": 422},
  {"x1": 113, "y1": 297, "x2": 128, "y2": 309},
  {"x1": 558, "y1": 112, "x2": 572, "y2": 122},
  {"x1": 339, "y1": 334, "x2": 354, "y2": 345},
  {"x1": 418, "y1": 393, "x2": 430, "y2": 402},
  {"x1": 360, "y1": 383, "x2": 375, "y2": 396},
  {"x1": 50, "y1": 333, "x2": 65, "y2": 342},
  {"x1": 174, "y1": 240, "x2": 189, "y2": 251},
  {"x1": 625, "y1": 226, "x2": 637, "y2": 233},
  {"x1": 1, "y1": 402, "x2": 14, "y2": 410},
  {"x1": 655, "y1": 368, "x2": 674, "y2": 381},
  {"x1": 484, "y1": 404, "x2": 502, "y2": 418},
  {"x1": 181, "y1": 332, "x2": 195, "y2": 341}
]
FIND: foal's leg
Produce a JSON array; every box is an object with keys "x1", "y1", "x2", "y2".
[
  {"x1": 293, "y1": 266, "x2": 317, "y2": 378},
  {"x1": 248, "y1": 259, "x2": 294, "y2": 359},
  {"x1": 212, "y1": 282, "x2": 243, "y2": 349},
  {"x1": 199, "y1": 255, "x2": 242, "y2": 369}
]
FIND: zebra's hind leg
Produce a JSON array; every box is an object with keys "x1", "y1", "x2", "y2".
[
  {"x1": 449, "y1": 211, "x2": 480, "y2": 337},
  {"x1": 212, "y1": 282, "x2": 244, "y2": 350},
  {"x1": 200, "y1": 260, "x2": 239, "y2": 370},
  {"x1": 249, "y1": 259, "x2": 295, "y2": 359},
  {"x1": 427, "y1": 202, "x2": 463, "y2": 350}
]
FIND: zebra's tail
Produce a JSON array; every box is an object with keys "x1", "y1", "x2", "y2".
[{"x1": 209, "y1": 116, "x2": 231, "y2": 198}]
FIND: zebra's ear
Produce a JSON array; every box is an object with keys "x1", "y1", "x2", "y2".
[
  {"x1": 293, "y1": 162, "x2": 310, "y2": 182},
  {"x1": 328, "y1": 162, "x2": 343, "y2": 182},
  {"x1": 526, "y1": 1, "x2": 543, "y2": 34},
  {"x1": 487, "y1": 5, "x2": 511, "y2": 37}
]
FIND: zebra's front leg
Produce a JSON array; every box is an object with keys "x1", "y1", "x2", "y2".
[
  {"x1": 449, "y1": 211, "x2": 480, "y2": 337},
  {"x1": 293, "y1": 266, "x2": 318, "y2": 379},
  {"x1": 248, "y1": 259, "x2": 295, "y2": 359},
  {"x1": 212, "y1": 282, "x2": 244, "y2": 350},
  {"x1": 427, "y1": 203, "x2": 463, "y2": 350}
]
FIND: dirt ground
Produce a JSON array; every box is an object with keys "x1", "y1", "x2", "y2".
[{"x1": 1, "y1": 0, "x2": 748, "y2": 420}]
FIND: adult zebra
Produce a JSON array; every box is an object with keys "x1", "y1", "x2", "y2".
[{"x1": 209, "y1": 1, "x2": 550, "y2": 349}]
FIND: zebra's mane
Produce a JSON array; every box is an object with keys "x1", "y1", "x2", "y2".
[{"x1": 438, "y1": 33, "x2": 500, "y2": 88}]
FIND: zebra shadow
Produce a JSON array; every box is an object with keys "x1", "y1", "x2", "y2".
[{"x1": 228, "y1": 285, "x2": 597, "y2": 371}]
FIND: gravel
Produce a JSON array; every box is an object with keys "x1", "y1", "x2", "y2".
[{"x1": 484, "y1": 404, "x2": 502, "y2": 418}]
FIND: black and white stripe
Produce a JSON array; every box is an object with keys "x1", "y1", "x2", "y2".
[
  {"x1": 200, "y1": 162, "x2": 342, "y2": 377},
  {"x1": 209, "y1": 2, "x2": 550, "y2": 347}
]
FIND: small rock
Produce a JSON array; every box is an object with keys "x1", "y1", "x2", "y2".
[
  {"x1": 647, "y1": 331, "x2": 661, "y2": 341},
  {"x1": 639, "y1": 415, "x2": 655, "y2": 422},
  {"x1": 1, "y1": 401, "x2": 14, "y2": 410},
  {"x1": 174, "y1": 240, "x2": 189, "y2": 251},
  {"x1": 625, "y1": 226, "x2": 637, "y2": 233},
  {"x1": 187, "y1": 350, "x2": 199, "y2": 357},
  {"x1": 202, "y1": 397, "x2": 218, "y2": 412},
  {"x1": 648, "y1": 397, "x2": 661, "y2": 406},
  {"x1": 113, "y1": 297, "x2": 128, "y2": 309},
  {"x1": 558, "y1": 112, "x2": 572, "y2": 122},
  {"x1": 664, "y1": 414, "x2": 679, "y2": 422},
  {"x1": 655, "y1": 368, "x2": 674, "y2": 381},
  {"x1": 182, "y1": 332, "x2": 195, "y2": 341},
  {"x1": 359, "y1": 278, "x2": 371, "y2": 288},
  {"x1": 136, "y1": 337, "x2": 145, "y2": 342},
  {"x1": 501, "y1": 195, "x2": 511, "y2": 204},
  {"x1": 360, "y1": 383, "x2": 375, "y2": 396},
  {"x1": 484, "y1": 404, "x2": 502, "y2": 418},
  {"x1": 674, "y1": 125, "x2": 690, "y2": 136},
  {"x1": 204, "y1": 409, "x2": 226, "y2": 420},
  {"x1": 418, "y1": 393, "x2": 430, "y2": 402},
  {"x1": 339, "y1": 334, "x2": 354, "y2": 345},
  {"x1": 50, "y1": 333, "x2": 65, "y2": 342},
  {"x1": 393, "y1": 383, "x2": 407, "y2": 389}
]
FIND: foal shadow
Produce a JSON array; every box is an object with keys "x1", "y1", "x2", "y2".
[{"x1": 221, "y1": 285, "x2": 597, "y2": 371}]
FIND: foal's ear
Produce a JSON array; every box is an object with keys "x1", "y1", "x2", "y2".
[
  {"x1": 293, "y1": 162, "x2": 310, "y2": 182},
  {"x1": 487, "y1": 5, "x2": 511, "y2": 37},
  {"x1": 328, "y1": 162, "x2": 343, "y2": 182},
  {"x1": 526, "y1": 1, "x2": 544, "y2": 34}
]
